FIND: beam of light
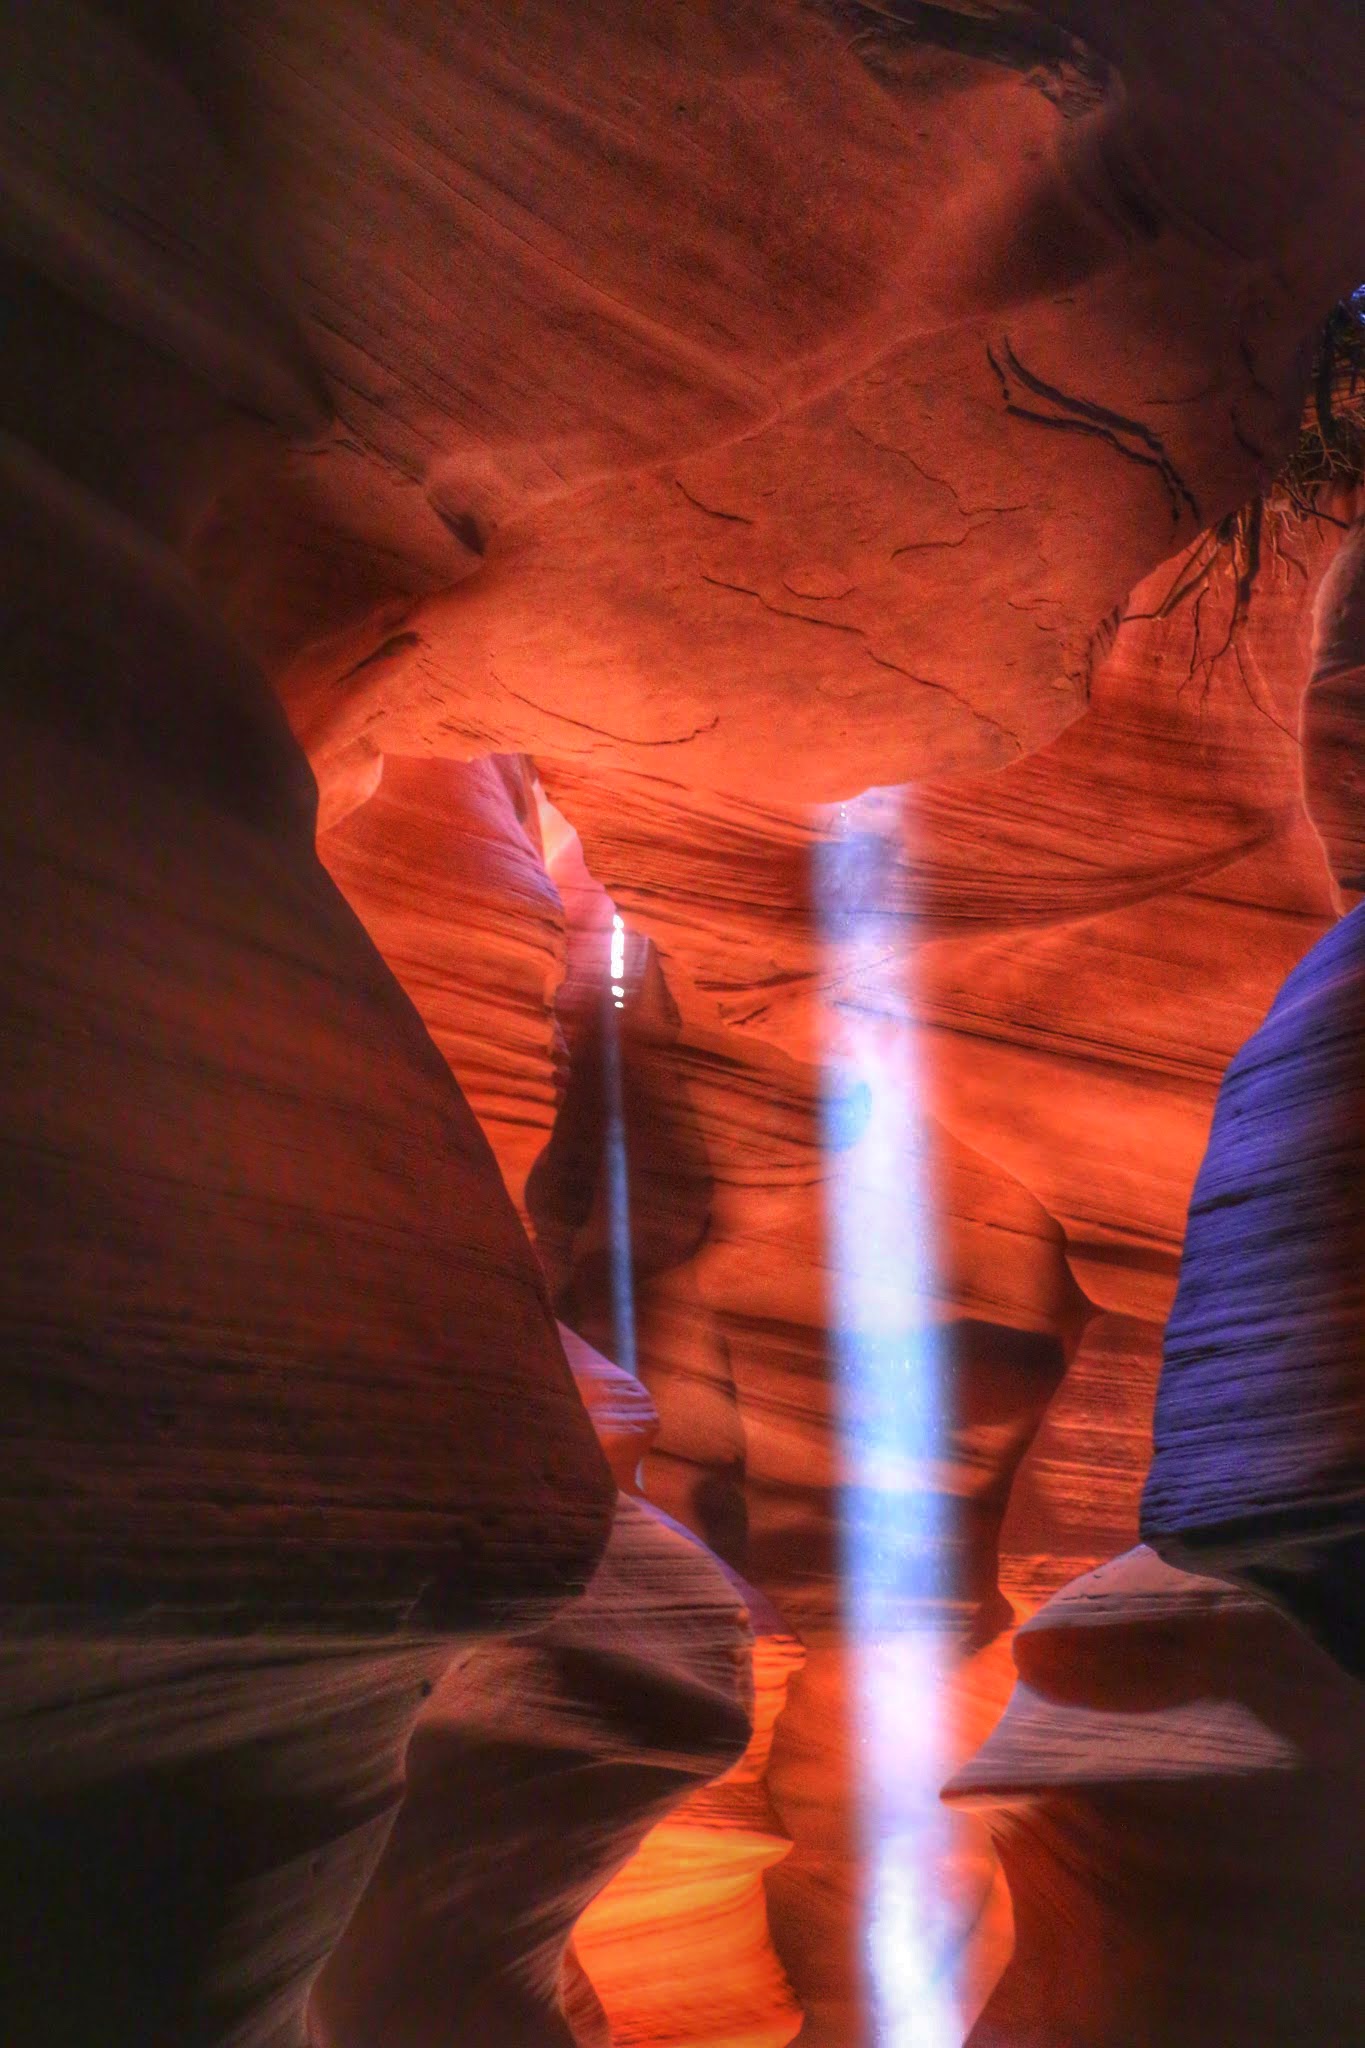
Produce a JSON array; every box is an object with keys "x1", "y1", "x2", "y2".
[
  {"x1": 603, "y1": 908, "x2": 638, "y2": 1377},
  {"x1": 816, "y1": 789, "x2": 960, "y2": 2048}
]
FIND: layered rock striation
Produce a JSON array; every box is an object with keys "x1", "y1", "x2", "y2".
[
  {"x1": 1142, "y1": 905, "x2": 1365, "y2": 1676},
  {"x1": 948, "y1": 1546, "x2": 1365, "y2": 2047},
  {"x1": 6, "y1": 2, "x2": 1365, "y2": 2045}
]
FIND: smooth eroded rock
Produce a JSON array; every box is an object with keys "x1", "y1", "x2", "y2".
[{"x1": 1142, "y1": 903, "x2": 1365, "y2": 1674}]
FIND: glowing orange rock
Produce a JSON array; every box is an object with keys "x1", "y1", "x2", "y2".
[{"x1": 574, "y1": 1601, "x2": 805, "y2": 2048}]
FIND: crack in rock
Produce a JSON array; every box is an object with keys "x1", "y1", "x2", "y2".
[
  {"x1": 988, "y1": 336, "x2": 1201, "y2": 527},
  {"x1": 700, "y1": 570, "x2": 866, "y2": 634},
  {"x1": 675, "y1": 479, "x2": 756, "y2": 525},
  {"x1": 864, "y1": 646, "x2": 1024, "y2": 753},
  {"x1": 502, "y1": 681, "x2": 720, "y2": 748}
]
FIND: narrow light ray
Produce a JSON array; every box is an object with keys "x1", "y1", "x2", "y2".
[
  {"x1": 603, "y1": 908, "x2": 638, "y2": 1377},
  {"x1": 817, "y1": 790, "x2": 960, "y2": 2048}
]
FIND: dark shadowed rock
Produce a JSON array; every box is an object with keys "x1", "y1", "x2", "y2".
[
  {"x1": 948, "y1": 1546, "x2": 1365, "y2": 2046},
  {"x1": 1142, "y1": 906, "x2": 1365, "y2": 1675}
]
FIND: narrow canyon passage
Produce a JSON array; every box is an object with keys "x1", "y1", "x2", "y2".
[{"x1": 3, "y1": 5, "x2": 1365, "y2": 2046}]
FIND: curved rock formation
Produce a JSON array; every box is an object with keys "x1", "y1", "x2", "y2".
[
  {"x1": 550, "y1": 517, "x2": 1341, "y2": 1325},
  {"x1": 0, "y1": 15, "x2": 614, "y2": 2027},
  {"x1": 560, "y1": 1341, "x2": 803, "y2": 2048},
  {"x1": 9, "y1": 2, "x2": 1365, "y2": 2043},
  {"x1": 1305, "y1": 512, "x2": 1365, "y2": 903},
  {"x1": 311, "y1": 1492, "x2": 754, "y2": 2048},
  {"x1": 0, "y1": 434, "x2": 611, "y2": 1643},
  {"x1": 319, "y1": 752, "x2": 567, "y2": 1222},
  {"x1": 0, "y1": 1637, "x2": 449, "y2": 2047},
  {"x1": 161, "y1": 0, "x2": 1365, "y2": 803},
  {"x1": 1142, "y1": 903, "x2": 1365, "y2": 1675},
  {"x1": 999, "y1": 1310, "x2": 1163, "y2": 1603},
  {"x1": 947, "y1": 1546, "x2": 1365, "y2": 2047},
  {"x1": 0, "y1": 423, "x2": 615, "y2": 2042},
  {"x1": 574, "y1": 1586, "x2": 805, "y2": 2048},
  {"x1": 307, "y1": 741, "x2": 804, "y2": 2047},
  {"x1": 314, "y1": 1327, "x2": 800, "y2": 2048},
  {"x1": 558, "y1": 1322, "x2": 661, "y2": 1493}
]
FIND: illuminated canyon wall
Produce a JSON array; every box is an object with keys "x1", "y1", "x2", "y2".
[{"x1": 3, "y1": 3, "x2": 1365, "y2": 2045}]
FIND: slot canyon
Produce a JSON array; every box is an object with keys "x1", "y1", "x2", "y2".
[{"x1": 4, "y1": 3, "x2": 1365, "y2": 2043}]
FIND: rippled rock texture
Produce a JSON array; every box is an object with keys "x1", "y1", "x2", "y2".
[
  {"x1": 1142, "y1": 905, "x2": 1365, "y2": 1675},
  {"x1": 1305, "y1": 514, "x2": 1365, "y2": 902},
  {"x1": 0, "y1": 431, "x2": 615, "y2": 2039},
  {"x1": 5, "y1": 1, "x2": 1365, "y2": 2044},
  {"x1": 314, "y1": 1334, "x2": 802, "y2": 2048},
  {"x1": 168, "y1": 0, "x2": 1365, "y2": 804},
  {"x1": 311, "y1": 1493, "x2": 756, "y2": 2048},
  {"x1": 948, "y1": 1547, "x2": 1365, "y2": 2047}
]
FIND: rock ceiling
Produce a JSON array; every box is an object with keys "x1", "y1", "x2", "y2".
[{"x1": 2, "y1": 2, "x2": 1365, "y2": 2044}]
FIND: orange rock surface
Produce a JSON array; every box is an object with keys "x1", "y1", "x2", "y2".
[{"x1": 5, "y1": 3, "x2": 1365, "y2": 2044}]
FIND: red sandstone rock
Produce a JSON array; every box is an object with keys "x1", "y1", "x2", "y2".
[
  {"x1": 574, "y1": 1596, "x2": 805, "y2": 2048},
  {"x1": 7, "y1": 3, "x2": 1365, "y2": 2043},
  {"x1": 146, "y1": 0, "x2": 1363, "y2": 804},
  {"x1": 947, "y1": 1546, "x2": 1365, "y2": 2046},
  {"x1": 558, "y1": 1322, "x2": 659, "y2": 1493},
  {"x1": 0, "y1": 439, "x2": 611, "y2": 1635},
  {"x1": 999, "y1": 1311, "x2": 1163, "y2": 1604},
  {"x1": 514, "y1": 507, "x2": 1357, "y2": 2034},
  {"x1": 0, "y1": 1636, "x2": 449, "y2": 2047},
  {"x1": 0, "y1": 73, "x2": 613, "y2": 2021},
  {"x1": 319, "y1": 752, "x2": 567, "y2": 1222},
  {"x1": 1142, "y1": 902, "x2": 1365, "y2": 1675},
  {"x1": 311, "y1": 1493, "x2": 754, "y2": 2048},
  {"x1": 1305, "y1": 511, "x2": 1365, "y2": 902},
  {"x1": 512, "y1": 768, "x2": 1108, "y2": 2043},
  {"x1": 560, "y1": 1336, "x2": 803, "y2": 2048},
  {"x1": 549, "y1": 523, "x2": 1340, "y2": 1326}
]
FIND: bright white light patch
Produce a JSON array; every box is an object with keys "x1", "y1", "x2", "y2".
[
  {"x1": 817, "y1": 790, "x2": 960, "y2": 2047},
  {"x1": 603, "y1": 905, "x2": 637, "y2": 1374}
]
